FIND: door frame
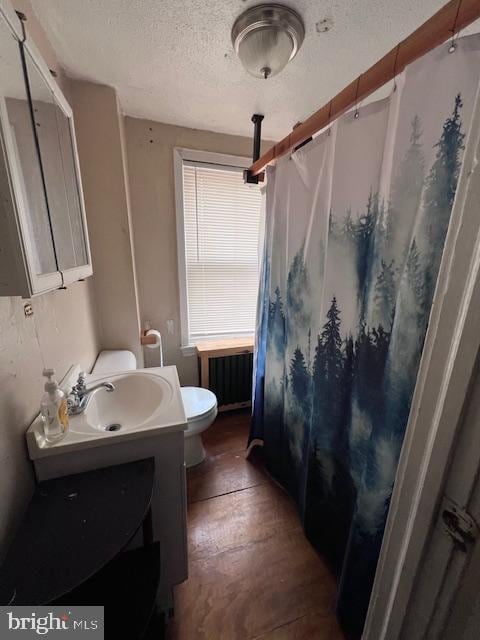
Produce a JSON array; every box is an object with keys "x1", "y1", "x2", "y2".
[{"x1": 363, "y1": 81, "x2": 480, "y2": 639}]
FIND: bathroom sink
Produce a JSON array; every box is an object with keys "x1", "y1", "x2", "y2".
[
  {"x1": 26, "y1": 366, "x2": 187, "y2": 458},
  {"x1": 25, "y1": 364, "x2": 188, "y2": 600},
  {"x1": 70, "y1": 371, "x2": 174, "y2": 435}
]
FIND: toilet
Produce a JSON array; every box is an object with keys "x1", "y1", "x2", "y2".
[
  {"x1": 180, "y1": 386, "x2": 218, "y2": 467},
  {"x1": 91, "y1": 349, "x2": 137, "y2": 375},
  {"x1": 92, "y1": 350, "x2": 217, "y2": 467}
]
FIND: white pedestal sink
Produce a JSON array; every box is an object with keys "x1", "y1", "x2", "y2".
[
  {"x1": 28, "y1": 367, "x2": 186, "y2": 453},
  {"x1": 26, "y1": 366, "x2": 188, "y2": 612},
  {"x1": 71, "y1": 370, "x2": 174, "y2": 435}
]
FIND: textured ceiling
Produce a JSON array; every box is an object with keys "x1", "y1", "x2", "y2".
[{"x1": 30, "y1": 0, "x2": 477, "y2": 140}]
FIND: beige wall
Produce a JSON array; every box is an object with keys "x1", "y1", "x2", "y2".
[
  {"x1": 0, "y1": 285, "x2": 100, "y2": 553},
  {"x1": 70, "y1": 80, "x2": 142, "y2": 366},
  {"x1": 125, "y1": 118, "x2": 272, "y2": 385},
  {"x1": 0, "y1": 1, "x2": 100, "y2": 555},
  {"x1": 0, "y1": 0, "x2": 271, "y2": 555}
]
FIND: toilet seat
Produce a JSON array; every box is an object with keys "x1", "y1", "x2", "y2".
[{"x1": 181, "y1": 387, "x2": 217, "y2": 423}]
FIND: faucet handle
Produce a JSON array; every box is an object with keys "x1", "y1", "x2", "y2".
[{"x1": 74, "y1": 371, "x2": 87, "y2": 393}]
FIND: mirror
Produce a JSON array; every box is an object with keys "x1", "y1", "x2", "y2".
[
  {"x1": 53, "y1": 100, "x2": 88, "y2": 268},
  {"x1": 23, "y1": 48, "x2": 88, "y2": 270},
  {"x1": 0, "y1": 16, "x2": 57, "y2": 275}
]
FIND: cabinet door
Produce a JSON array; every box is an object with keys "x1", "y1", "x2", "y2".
[
  {"x1": 22, "y1": 47, "x2": 91, "y2": 278},
  {"x1": 0, "y1": 15, "x2": 61, "y2": 292}
]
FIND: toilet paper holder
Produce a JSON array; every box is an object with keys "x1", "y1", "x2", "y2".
[
  {"x1": 141, "y1": 329, "x2": 164, "y2": 366},
  {"x1": 140, "y1": 330, "x2": 157, "y2": 346}
]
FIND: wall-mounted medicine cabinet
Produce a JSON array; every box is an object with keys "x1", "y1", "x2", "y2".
[{"x1": 0, "y1": 1, "x2": 92, "y2": 297}]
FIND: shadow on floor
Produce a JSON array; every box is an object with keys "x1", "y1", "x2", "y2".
[{"x1": 166, "y1": 410, "x2": 344, "y2": 640}]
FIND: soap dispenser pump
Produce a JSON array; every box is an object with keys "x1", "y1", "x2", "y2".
[{"x1": 40, "y1": 368, "x2": 69, "y2": 443}]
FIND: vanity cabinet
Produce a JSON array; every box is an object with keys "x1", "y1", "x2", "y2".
[
  {"x1": 0, "y1": 2, "x2": 92, "y2": 297},
  {"x1": 30, "y1": 428, "x2": 188, "y2": 616}
]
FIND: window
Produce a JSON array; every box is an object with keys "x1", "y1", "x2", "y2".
[{"x1": 174, "y1": 149, "x2": 263, "y2": 350}]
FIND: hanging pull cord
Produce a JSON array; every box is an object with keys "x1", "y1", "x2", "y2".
[
  {"x1": 449, "y1": 0, "x2": 463, "y2": 53},
  {"x1": 392, "y1": 44, "x2": 401, "y2": 92},
  {"x1": 354, "y1": 75, "x2": 361, "y2": 119}
]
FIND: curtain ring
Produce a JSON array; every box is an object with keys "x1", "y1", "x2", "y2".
[
  {"x1": 289, "y1": 130, "x2": 298, "y2": 160},
  {"x1": 354, "y1": 75, "x2": 361, "y2": 119},
  {"x1": 449, "y1": 0, "x2": 463, "y2": 53},
  {"x1": 392, "y1": 44, "x2": 400, "y2": 92}
]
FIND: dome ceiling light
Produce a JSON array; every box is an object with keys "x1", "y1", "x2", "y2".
[{"x1": 231, "y1": 4, "x2": 305, "y2": 80}]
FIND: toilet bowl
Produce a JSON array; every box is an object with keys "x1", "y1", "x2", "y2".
[
  {"x1": 91, "y1": 350, "x2": 217, "y2": 467},
  {"x1": 180, "y1": 386, "x2": 218, "y2": 467}
]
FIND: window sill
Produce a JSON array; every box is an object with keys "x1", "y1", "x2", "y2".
[
  {"x1": 181, "y1": 336, "x2": 255, "y2": 358},
  {"x1": 180, "y1": 345, "x2": 197, "y2": 357}
]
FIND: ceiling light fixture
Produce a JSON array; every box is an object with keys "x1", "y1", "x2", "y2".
[{"x1": 231, "y1": 4, "x2": 305, "y2": 80}]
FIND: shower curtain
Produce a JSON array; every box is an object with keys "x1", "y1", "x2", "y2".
[{"x1": 250, "y1": 35, "x2": 480, "y2": 639}]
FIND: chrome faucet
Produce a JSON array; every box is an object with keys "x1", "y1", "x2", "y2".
[{"x1": 67, "y1": 372, "x2": 115, "y2": 416}]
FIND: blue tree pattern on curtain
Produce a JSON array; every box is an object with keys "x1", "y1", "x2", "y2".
[{"x1": 251, "y1": 36, "x2": 480, "y2": 639}]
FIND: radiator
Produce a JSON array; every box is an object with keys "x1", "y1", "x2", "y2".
[
  {"x1": 209, "y1": 352, "x2": 253, "y2": 410},
  {"x1": 197, "y1": 340, "x2": 254, "y2": 412}
]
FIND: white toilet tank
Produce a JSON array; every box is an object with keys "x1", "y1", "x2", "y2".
[{"x1": 92, "y1": 350, "x2": 137, "y2": 375}]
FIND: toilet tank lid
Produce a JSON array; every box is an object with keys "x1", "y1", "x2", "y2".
[
  {"x1": 92, "y1": 350, "x2": 137, "y2": 375},
  {"x1": 180, "y1": 387, "x2": 217, "y2": 420}
]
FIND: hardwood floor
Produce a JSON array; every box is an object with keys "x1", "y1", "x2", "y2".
[{"x1": 166, "y1": 410, "x2": 344, "y2": 640}]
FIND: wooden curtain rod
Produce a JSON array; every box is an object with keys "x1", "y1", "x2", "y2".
[{"x1": 247, "y1": 0, "x2": 480, "y2": 178}]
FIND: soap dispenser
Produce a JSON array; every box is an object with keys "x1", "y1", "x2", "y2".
[{"x1": 40, "y1": 368, "x2": 69, "y2": 443}]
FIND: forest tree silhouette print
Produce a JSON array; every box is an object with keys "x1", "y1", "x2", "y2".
[{"x1": 260, "y1": 93, "x2": 468, "y2": 638}]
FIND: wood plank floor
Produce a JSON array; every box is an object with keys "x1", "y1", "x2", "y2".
[{"x1": 166, "y1": 410, "x2": 344, "y2": 640}]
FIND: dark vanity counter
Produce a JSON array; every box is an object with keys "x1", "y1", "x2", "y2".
[{"x1": 0, "y1": 459, "x2": 161, "y2": 639}]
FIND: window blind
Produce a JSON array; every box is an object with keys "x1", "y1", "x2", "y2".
[{"x1": 182, "y1": 162, "x2": 263, "y2": 340}]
